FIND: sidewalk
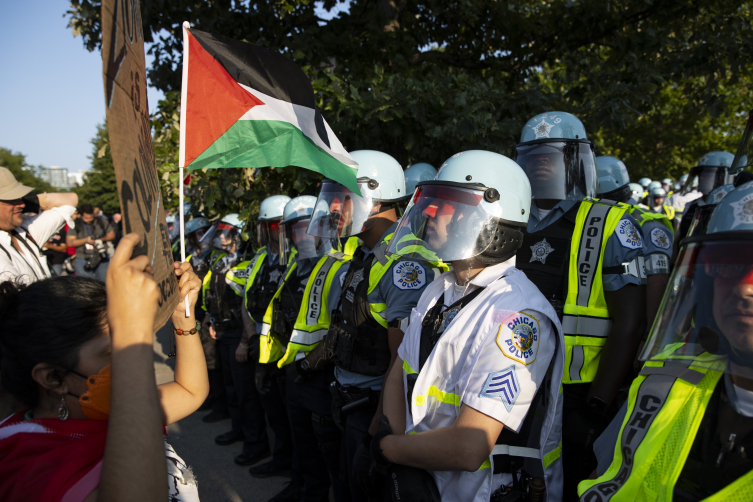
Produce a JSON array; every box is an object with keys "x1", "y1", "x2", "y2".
[{"x1": 154, "y1": 325, "x2": 290, "y2": 502}]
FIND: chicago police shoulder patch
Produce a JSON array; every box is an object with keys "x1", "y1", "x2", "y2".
[
  {"x1": 496, "y1": 311, "x2": 540, "y2": 365},
  {"x1": 480, "y1": 365, "x2": 521, "y2": 412},
  {"x1": 649, "y1": 227, "x2": 671, "y2": 250},
  {"x1": 392, "y1": 261, "x2": 427, "y2": 291},
  {"x1": 616, "y1": 219, "x2": 642, "y2": 249}
]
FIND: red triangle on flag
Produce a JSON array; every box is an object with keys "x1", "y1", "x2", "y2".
[{"x1": 184, "y1": 31, "x2": 264, "y2": 166}]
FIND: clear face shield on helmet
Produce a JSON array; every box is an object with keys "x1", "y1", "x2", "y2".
[
  {"x1": 385, "y1": 183, "x2": 506, "y2": 263},
  {"x1": 306, "y1": 180, "x2": 384, "y2": 239},
  {"x1": 731, "y1": 112, "x2": 752, "y2": 176},
  {"x1": 283, "y1": 218, "x2": 335, "y2": 261},
  {"x1": 640, "y1": 235, "x2": 753, "y2": 379},
  {"x1": 681, "y1": 166, "x2": 732, "y2": 196},
  {"x1": 200, "y1": 222, "x2": 242, "y2": 258},
  {"x1": 512, "y1": 140, "x2": 599, "y2": 202}
]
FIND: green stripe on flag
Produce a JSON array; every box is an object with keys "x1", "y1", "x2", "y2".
[{"x1": 186, "y1": 120, "x2": 360, "y2": 193}]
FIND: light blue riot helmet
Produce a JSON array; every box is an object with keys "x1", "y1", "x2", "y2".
[
  {"x1": 200, "y1": 213, "x2": 244, "y2": 256},
  {"x1": 256, "y1": 194, "x2": 290, "y2": 252},
  {"x1": 730, "y1": 110, "x2": 753, "y2": 175},
  {"x1": 641, "y1": 180, "x2": 753, "y2": 375},
  {"x1": 259, "y1": 195, "x2": 291, "y2": 221},
  {"x1": 628, "y1": 183, "x2": 644, "y2": 204},
  {"x1": 403, "y1": 162, "x2": 437, "y2": 198},
  {"x1": 681, "y1": 151, "x2": 735, "y2": 196},
  {"x1": 648, "y1": 187, "x2": 667, "y2": 209},
  {"x1": 596, "y1": 156, "x2": 632, "y2": 203},
  {"x1": 648, "y1": 181, "x2": 662, "y2": 192},
  {"x1": 512, "y1": 111, "x2": 598, "y2": 202},
  {"x1": 185, "y1": 216, "x2": 211, "y2": 236},
  {"x1": 281, "y1": 195, "x2": 333, "y2": 260},
  {"x1": 638, "y1": 177, "x2": 652, "y2": 189},
  {"x1": 662, "y1": 178, "x2": 673, "y2": 190},
  {"x1": 686, "y1": 184, "x2": 736, "y2": 238},
  {"x1": 307, "y1": 150, "x2": 405, "y2": 239},
  {"x1": 387, "y1": 150, "x2": 531, "y2": 265}
]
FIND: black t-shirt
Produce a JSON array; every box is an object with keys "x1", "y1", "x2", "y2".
[
  {"x1": 43, "y1": 229, "x2": 68, "y2": 265},
  {"x1": 67, "y1": 217, "x2": 113, "y2": 258}
]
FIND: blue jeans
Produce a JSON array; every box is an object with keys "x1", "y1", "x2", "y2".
[
  {"x1": 74, "y1": 257, "x2": 109, "y2": 282},
  {"x1": 50, "y1": 263, "x2": 64, "y2": 277}
]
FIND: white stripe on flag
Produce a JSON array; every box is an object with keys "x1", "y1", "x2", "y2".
[{"x1": 237, "y1": 83, "x2": 357, "y2": 169}]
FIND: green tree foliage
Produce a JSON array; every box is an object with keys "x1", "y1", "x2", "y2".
[
  {"x1": 68, "y1": 0, "x2": 753, "y2": 217},
  {"x1": 74, "y1": 123, "x2": 121, "y2": 215},
  {"x1": 0, "y1": 148, "x2": 55, "y2": 193}
]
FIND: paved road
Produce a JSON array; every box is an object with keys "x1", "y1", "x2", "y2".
[{"x1": 154, "y1": 325, "x2": 291, "y2": 502}]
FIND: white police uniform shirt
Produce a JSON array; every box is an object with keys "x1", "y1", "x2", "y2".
[
  {"x1": 0, "y1": 206, "x2": 76, "y2": 284},
  {"x1": 398, "y1": 259, "x2": 565, "y2": 502},
  {"x1": 528, "y1": 200, "x2": 645, "y2": 290}
]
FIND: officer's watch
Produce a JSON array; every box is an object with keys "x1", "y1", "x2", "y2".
[
  {"x1": 586, "y1": 396, "x2": 608, "y2": 414},
  {"x1": 299, "y1": 358, "x2": 312, "y2": 373}
]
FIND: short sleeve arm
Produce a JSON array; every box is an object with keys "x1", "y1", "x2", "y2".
[
  {"x1": 461, "y1": 310, "x2": 555, "y2": 432},
  {"x1": 641, "y1": 220, "x2": 673, "y2": 276},
  {"x1": 602, "y1": 213, "x2": 645, "y2": 291},
  {"x1": 376, "y1": 260, "x2": 430, "y2": 322}
]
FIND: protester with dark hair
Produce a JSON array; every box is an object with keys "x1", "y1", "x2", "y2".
[
  {"x1": 0, "y1": 234, "x2": 207, "y2": 502},
  {"x1": 42, "y1": 228, "x2": 68, "y2": 276},
  {"x1": 0, "y1": 166, "x2": 78, "y2": 284},
  {"x1": 66, "y1": 204, "x2": 115, "y2": 282}
]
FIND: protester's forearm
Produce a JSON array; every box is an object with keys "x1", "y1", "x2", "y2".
[
  {"x1": 68, "y1": 236, "x2": 89, "y2": 247},
  {"x1": 101, "y1": 231, "x2": 116, "y2": 243},
  {"x1": 158, "y1": 314, "x2": 209, "y2": 425},
  {"x1": 99, "y1": 341, "x2": 166, "y2": 502},
  {"x1": 44, "y1": 243, "x2": 67, "y2": 253},
  {"x1": 38, "y1": 192, "x2": 78, "y2": 210}
]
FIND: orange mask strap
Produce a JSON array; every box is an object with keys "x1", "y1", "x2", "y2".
[{"x1": 79, "y1": 365, "x2": 111, "y2": 421}]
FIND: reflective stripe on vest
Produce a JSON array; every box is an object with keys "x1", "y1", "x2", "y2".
[
  {"x1": 242, "y1": 248, "x2": 269, "y2": 322},
  {"x1": 563, "y1": 198, "x2": 630, "y2": 384},
  {"x1": 629, "y1": 205, "x2": 673, "y2": 232},
  {"x1": 277, "y1": 253, "x2": 352, "y2": 367},
  {"x1": 226, "y1": 260, "x2": 252, "y2": 296},
  {"x1": 578, "y1": 352, "x2": 728, "y2": 501},
  {"x1": 200, "y1": 251, "x2": 227, "y2": 311},
  {"x1": 259, "y1": 254, "x2": 299, "y2": 364}
]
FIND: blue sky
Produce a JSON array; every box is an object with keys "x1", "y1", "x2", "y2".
[
  {"x1": 0, "y1": 0, "x2": 164, "y2": 174},
  {"x1": 0, "y1": 0, "x2": 349, "y2": 175}
]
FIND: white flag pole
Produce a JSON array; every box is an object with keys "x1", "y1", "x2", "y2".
[{"x1": 179, "y1": 21, "x2": 190, "y2": 318}]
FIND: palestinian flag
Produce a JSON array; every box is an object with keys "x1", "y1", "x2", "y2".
[{"x1": 178, "y1": 22, "x2": 359, "y2": 192}]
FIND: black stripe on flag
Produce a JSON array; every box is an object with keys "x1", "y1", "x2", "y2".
[{"x1": 190, "y1": 28, "x2": 331, "y2": 148}]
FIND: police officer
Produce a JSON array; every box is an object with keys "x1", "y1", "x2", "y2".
[
  {"x1": 638, "y1": 178, "x2": 652, "y2": 203},
  {"x1": 201, "y1": 214, "x2": 270, "y2": 466},
  {"x1": 675, "y1": 152, "x2": 736, "y2": 243},
  {"x1": 264, "y1": 196, "x2": 352, "y2": 502},
  {"x1": 300, "y1": 150, "x2": 447, "y2": 501},
  {"x1": 580, "y1": 184, "x2": 753, "y2": 501},
  {"x1": 627, "y1": 183, "x2": 644, "y2": 205},
  {"x1": 596, "y1": 156, "x2": 674, "y2": 329},
  {"x1": 512, "y1": 112, "x2": 647, "y2": 500},
  {"x1": 400, "y1": 163, "x2": 437, "y2": 214},
  {"x1": 366, "y1": 150, "x2": 564, "y2": 501}
]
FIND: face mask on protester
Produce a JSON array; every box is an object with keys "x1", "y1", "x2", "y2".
[{"x1": 66, "y1": 365, "x2": 111, "y2": 420}]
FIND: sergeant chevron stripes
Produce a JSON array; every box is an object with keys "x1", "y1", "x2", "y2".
[{"x1": 480, "y1": 366, "x2": 521, "y2": 412}]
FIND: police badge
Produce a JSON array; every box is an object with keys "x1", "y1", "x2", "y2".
[{"x1": 529, "y1": 239, "x2": 554, "y2": 265}]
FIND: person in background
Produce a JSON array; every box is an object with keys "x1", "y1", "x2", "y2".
[
  {"x1": 111, "y1": 213, "x2": 123, "y2": 248},
  {"x1": 42, "y1": 228, "x2": 68, "y2": 276},
  {"x1": 66, "y1": 204, "x2": 115, "y2": 282},
  {"x1": 0, "y1": 166, "x2": 78, "y2": 284},
  {"x1": 580, "y1": 183, "x2": 753, "y2": 501},
  {"x1": 0, "y1": 234, "x2": 207, "y2": 502},
  {"x1": 512, "y1": 112, "x2": 647, "y2": 501}
]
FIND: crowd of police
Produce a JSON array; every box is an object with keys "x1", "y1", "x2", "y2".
[{"x1": 174, "y1": 110, "x2": 753, "y2": 502}]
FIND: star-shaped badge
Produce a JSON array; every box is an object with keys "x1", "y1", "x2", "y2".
[
  {"x1": 529, "y1": 238, "x2": 554, "y2": 264},
  {"x1": 531, "y1": 119, "x2": 553, "y2": 139}
]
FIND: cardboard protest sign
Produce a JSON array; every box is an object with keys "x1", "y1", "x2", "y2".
[{"x1": 101, "y1": 0, "x2": 179, "y2": 330}]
